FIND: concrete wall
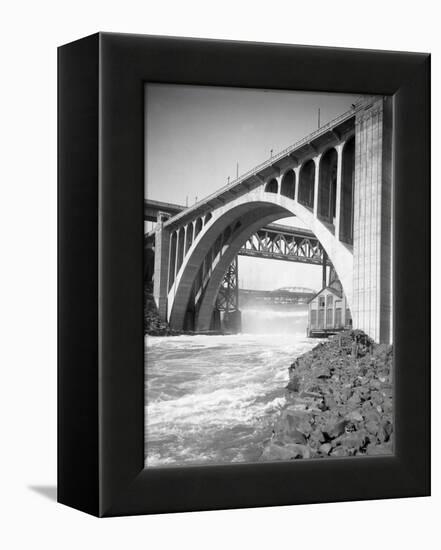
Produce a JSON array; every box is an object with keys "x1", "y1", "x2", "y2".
[{"x1": 352, "y1": 97, "x2": 393, "y2": 343}]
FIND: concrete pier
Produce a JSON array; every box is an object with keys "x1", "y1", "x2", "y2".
[{"x1": 352, "y1": 97, "x2": 392, "y2": 343}]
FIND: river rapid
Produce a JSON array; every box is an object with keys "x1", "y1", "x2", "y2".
[{"x1": 145, "y1": 305, "x2": 318, "y2": 467}]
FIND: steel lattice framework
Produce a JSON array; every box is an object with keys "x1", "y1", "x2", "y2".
[
  {"x1": 215, "y1": 226, "x2": 333, "y2": 315},
  {"x1": 215, "y1": 257, "x2": 239, "y2": 313},
  {"x1": 238, "y1": 224, "x2": 329, "y2": 265}
]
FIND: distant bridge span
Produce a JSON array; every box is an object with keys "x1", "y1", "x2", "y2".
[{"x1": 149, "y1": 96, "x2": 393, "y2": 343}]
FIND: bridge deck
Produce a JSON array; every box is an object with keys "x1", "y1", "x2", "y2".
[{"x1": 144, "y1": 199, "x2": 184, "y2": 222}]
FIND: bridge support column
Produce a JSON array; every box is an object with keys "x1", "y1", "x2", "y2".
[
  {"x1": 313, "y1": 154, "x2": 322, "y2": 218},
  {"x1": 214, "y1": 256, "x2": 242, "y2": 334},
  {"x1": 153, "y1": 220, "x2": 171, "y2": 321},
  {"x1": 334, "y1": 143, "x2": 343, "y2": 238},
  {"x1": 210, "y1": 309, "x2": 221, "y2": 331},
  {"x1": 352, "y1": 97, "x2": 393, "y2": 343},
  {"x1": 223, "y1": 310, "x2": 242, "y2": 333},
  {"x1": 294, "y1": 166, "x2": 300, "y2": 202}
]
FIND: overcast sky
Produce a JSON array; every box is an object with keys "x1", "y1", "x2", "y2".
[{"x1": 145, "y1": 84, "x2": 361, "y2": 291}]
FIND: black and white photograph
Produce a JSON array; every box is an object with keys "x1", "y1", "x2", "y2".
[
  {"x1": 2, "y1": 0, "x2": 435, "y2": 541},
  {"x1": 144, "y1": 85, "x2": 394, "y2": 467}
]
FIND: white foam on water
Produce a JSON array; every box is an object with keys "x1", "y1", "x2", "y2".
[
  {"x1": 145, "y1": 306, "x2": 317, "y2": 466},
  {"x1": 241, "y1": 307, "x2": 308, "y2": 318}
]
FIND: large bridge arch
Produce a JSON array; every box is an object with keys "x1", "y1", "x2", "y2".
[
  {"x1": 167, "y1": 189, "x2": 354, "y2": 331},
  {"x1": 195, "y1": 212, "x2": 292, "y2": 331},
  {"x1": 153, "y1": 96, "x2": 392, "y2": 342}
]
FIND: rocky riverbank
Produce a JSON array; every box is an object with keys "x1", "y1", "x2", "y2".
[
  {"x1": 144, "y1": 284, "x2": 177, "y2": 336},
  {"x1": 260, "y1": 330, "x2": 393, "y2": 460}
]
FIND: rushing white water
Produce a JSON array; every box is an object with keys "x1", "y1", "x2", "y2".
[{"x1": 145, "y1": 305, "x2": 317, "y2": 467}]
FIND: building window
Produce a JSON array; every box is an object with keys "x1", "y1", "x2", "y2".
[
  {"x1": 326, "y1": 294, "x2": 333, "y2": 307},
  {"x1": 335, "y1": 308, "x2": 342, "y2": 328},
  {"x1": 319, "y1": 296, "x2": 325, "y2": 308},
  {"x1": 310, "y1": 309, "x2": 317, "y2": 327},
  {"x1": 326, "y1": 308, "x2": 333, "y2": 327},
  {"x1": 318, "y1": 309, "x2": 324, "y2": 328}
]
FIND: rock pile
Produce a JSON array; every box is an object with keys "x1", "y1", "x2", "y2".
[
  {"x1": 144, "y1": 284, "x2": 176, "y2": 336},
  {"x1": 260, "y1": 330, "x2": 393, "y2": 461}
]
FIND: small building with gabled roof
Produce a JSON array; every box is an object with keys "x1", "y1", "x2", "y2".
[{"x1": 307, "y1": 282, "x2": 352, "y2": 338}]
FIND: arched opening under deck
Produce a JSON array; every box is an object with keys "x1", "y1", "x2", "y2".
[
  {"x1": 318, "y1": 148, "x2": 338, "y2": 228},
  {"x1": 298, "y1": 160, "x2": 315, "y2": 210},
  {"x1": 280, "y1": 169, "x2": 296, "y2": 199},
  {"x1": 264, "y1": 178, "x2": 278, "y2": 194},
  {"x1": 340, "y1": 137, "x2": 355, "y2": 245}
]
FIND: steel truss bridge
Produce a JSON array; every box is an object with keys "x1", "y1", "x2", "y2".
[{"x1": 238, "y1": 222, "x2": 329, "y2": 266}]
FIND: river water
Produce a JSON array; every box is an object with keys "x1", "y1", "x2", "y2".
[{"x1": 145, "y1": 305, "x2": 318, "y2": 467}]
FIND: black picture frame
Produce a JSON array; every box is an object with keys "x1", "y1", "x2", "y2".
[{"x1": 58, "y1": 32, "x2": 430, "y2": 517}]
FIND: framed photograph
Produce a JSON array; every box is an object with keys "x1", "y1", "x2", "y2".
[{"x1": 58, "y1": 33, "x2": 430, "y2": 516}]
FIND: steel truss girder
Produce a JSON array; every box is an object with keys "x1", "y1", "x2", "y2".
[
  {"x1": 189, "y1": 223, "x2": 330, "y2": 319},
  {"x1": 238, "y1": 229, "x2": 329, "y2": 265},
  {"x1": 215, "y1": 256, "x2": 239, "y2": 313}
]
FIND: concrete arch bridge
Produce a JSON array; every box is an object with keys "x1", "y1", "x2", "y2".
[{"x1": 150, "y1": 96, "x2": 393, "y2": 343}]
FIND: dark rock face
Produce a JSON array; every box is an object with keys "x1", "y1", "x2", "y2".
[
  {"x1": 260, "y1": 330, "x2": 393, "y2": 461},
  {"x1": 144, "y1": 284, "x2": 176, "y2": 336}
]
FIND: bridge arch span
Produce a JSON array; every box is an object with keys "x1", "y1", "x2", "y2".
[
  {"x1": 167, "y1": 189, "x2": 354, "y2": 331},
  {"x1": 168, "y1": 200, "x2": 287, "y2": 329},
  {"x1": 195, "y1": 211, "x2": 291, "y2": 331},
  {"x1": 151, "y1": 97, "x2": 392, "y2": 341}
]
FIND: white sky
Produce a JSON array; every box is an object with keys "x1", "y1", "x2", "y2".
[{"x1": 145, "y1": 84, "x2": 360, "y2": 292}]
